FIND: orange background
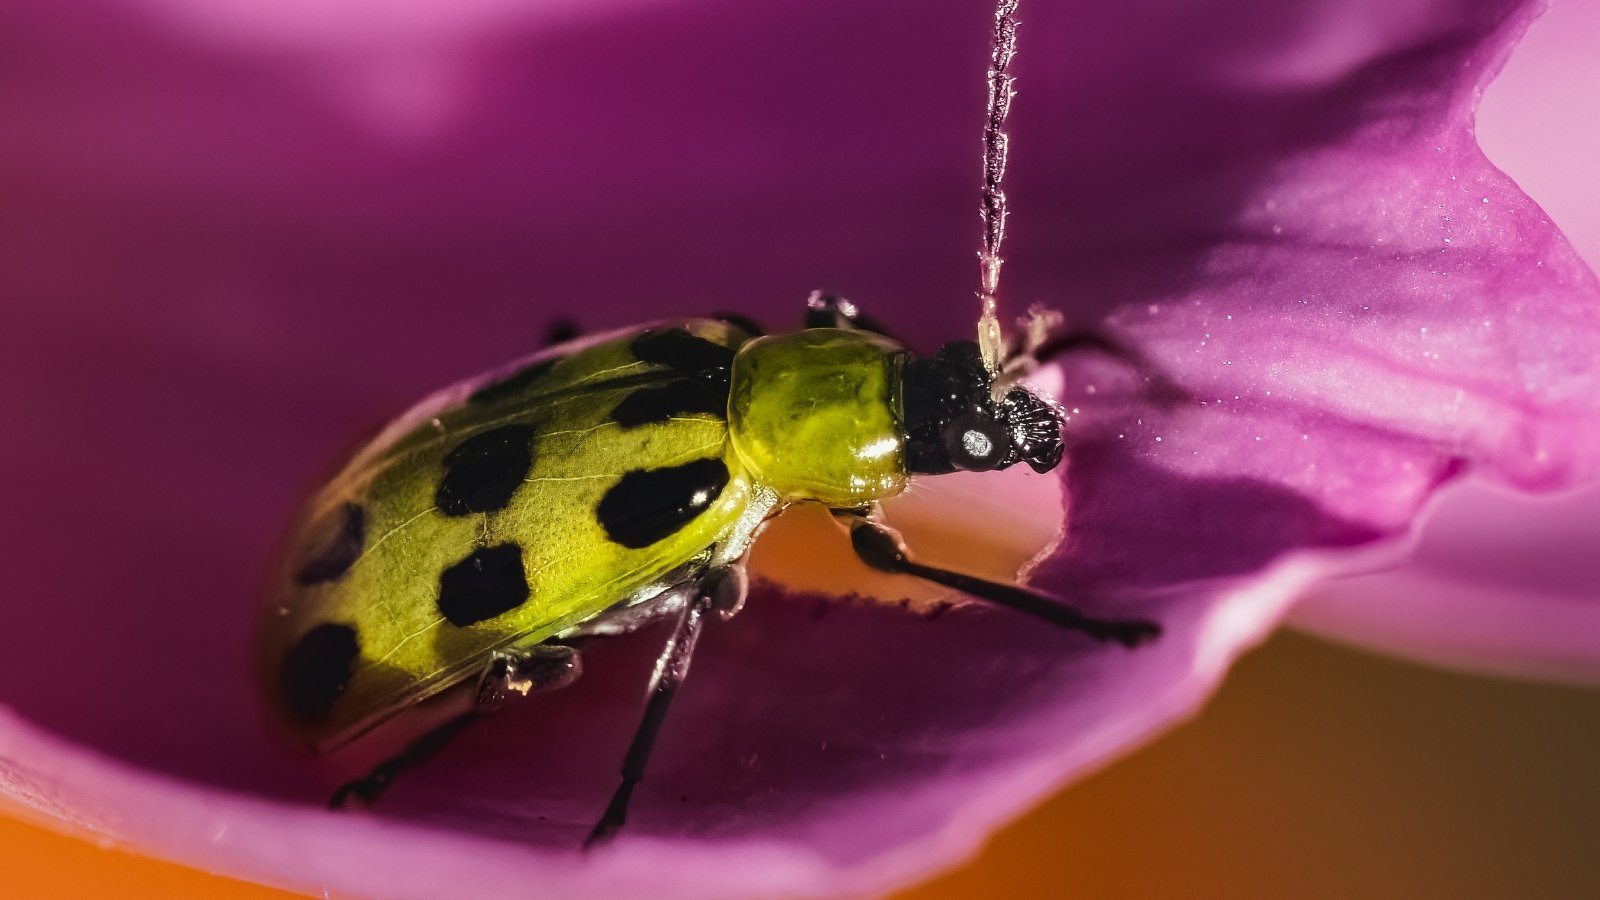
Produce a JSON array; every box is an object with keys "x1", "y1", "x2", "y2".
[{"x1": 3, "y1": 629, "x2": 1596, "y2": 898}]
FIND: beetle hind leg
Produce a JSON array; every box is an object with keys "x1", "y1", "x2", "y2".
[
  {"x1": 329, "y1": 644, "x2": 583, "y2": 809},
  {"x1": 803, "y1": 290, "x2": 898, "y2": 338},
  {"x1": 328, "y1": 713, "x2": 474, "y2": 809}
]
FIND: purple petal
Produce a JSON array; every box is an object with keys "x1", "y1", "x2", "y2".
[
  {"x1": 1289, "y1": 0, "x2": 1600, "y2": 682},
  {"x1": 1, "y1": 0, "x2": 1596, "y2": 897},
  {"x1": 1290, "y1": 481, "x2": 1600, "y2": 684}
]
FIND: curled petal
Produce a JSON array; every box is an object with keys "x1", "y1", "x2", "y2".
[{"x1": 1286, "y1": 0, "x2": 1600, "y2": 681}]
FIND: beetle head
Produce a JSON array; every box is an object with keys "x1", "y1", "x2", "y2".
[{"x1": 901, "y1": 341, "x2": 1065, "y2": 476}]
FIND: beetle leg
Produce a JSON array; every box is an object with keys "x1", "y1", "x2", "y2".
[
  {"x1": 803, "y1": 290, "x2": 898, "y2": 337},
  {"x1": 838, "y1": 513, "x2": 1161, "y2": 648},
  {"x1": 329, "y1": 644, "x2": 584, "y2": 808},
  {"x1": 475, "y1": 644, "x2": 584, "y2": 713},
  {"x1": 584, "y1": 566, "x2": 737, "y2": 848},
  {"x1": 543, "y1": 319, "x2": 582, "y2": 347},
  {"x1": 328, "y1": 713, "x2": 474, "y2": 809},
  {"x1": 711, "y1": 311, "x2": 766, "y2": 337},
  {"x1": 708, "y1": 563, "x2": 748, "y2": 621}
]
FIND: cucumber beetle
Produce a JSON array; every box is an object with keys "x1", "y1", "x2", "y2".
[{"x1": 259, "y1": 0, "x2": 1159, "y2": 846}]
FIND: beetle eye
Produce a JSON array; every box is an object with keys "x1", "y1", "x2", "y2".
[
  {"x1": 961, "y1": 428, "x2": 994, "y2": 459},
  {"x1": 941, "y1": 415, "x2": 1009, "y2": 471}
]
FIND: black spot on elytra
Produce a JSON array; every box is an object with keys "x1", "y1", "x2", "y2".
[
  {"x1": 610, "y1": 378, "x2": 728, "y2": 428},
  {"x1": 438, "y1": 543, "x2": 530, "y2": 627},
  {"x1": 280, "y1": 623, "x2": 360, "y2": 717},
  {"x1": 597, "y1": 458, "x2": 730, "y2": 549},
  {"x1": 436, "y1": 424, "x2": 537, "y2": 516},
  {"x1": 293, "y1": 502, "x2": 366, "y2": 585},
  {"x1": 469, "y1": 358, "x2": 561, "y2": 405},
  {"x1": 631, "y1": 328, "x2": 735, "y2": 375}
]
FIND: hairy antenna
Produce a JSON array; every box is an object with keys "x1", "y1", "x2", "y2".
[{"x1": 976, "y1": 0, "x2": 1020, "y2": 374}]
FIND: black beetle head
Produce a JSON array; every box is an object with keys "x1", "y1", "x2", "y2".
[{"x1": 901, "y1": 341, "x2": 1065, "y2": 476}]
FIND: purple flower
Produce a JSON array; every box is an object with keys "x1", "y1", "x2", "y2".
[{"x1": 1, "y1": 0, "x2": 1596, "y2": 897}]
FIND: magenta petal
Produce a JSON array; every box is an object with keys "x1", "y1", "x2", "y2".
[
  {"x1": 3, "y1": 571, "x2": 1327, "y2": 899},
  {"x1": 1040, "y1": 37, "x2": 1600, "y2": 528},
  {"x1": 1283, "y1": 0, "x2": 1600, "y2": 683},
  {"x1": 1290, "y1": 481, "x2": 1600, "y2": 684},
  {"x1": 2, "y1": 0, "x2": 1598, "y2": 896}
]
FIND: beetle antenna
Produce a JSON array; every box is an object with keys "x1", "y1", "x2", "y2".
[{"x1": 976, "y1": 0, "x2": 1021, "y2": 375}]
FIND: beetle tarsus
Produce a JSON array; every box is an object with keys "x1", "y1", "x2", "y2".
[
  {"x1": 583, "y1": 781, "x2": 636, "y2": 849},
  {"x1": 804, "y1": 290, "x2": 898, "y2": 338},
  {"x1": 544, "y1": 318, "x2": 582, "y2": 347},
  {"x1": 328, "y1": 776, "x2": 381, "y2": 810},
  {"x1": 1082, "y1": 616, "x2": 1163, "y2": 648}
]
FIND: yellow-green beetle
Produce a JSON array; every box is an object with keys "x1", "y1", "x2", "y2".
[
  {"x1": 259, "y1": 296, "x2": 1158, "y2": 844},
  {"x1": 260, "y1": 0, "x2": 1158, "y2": 845}
]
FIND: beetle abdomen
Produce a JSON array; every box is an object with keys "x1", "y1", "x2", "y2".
[{"x1": 261, "y1": 320, "x2": 761, "y2": 750}]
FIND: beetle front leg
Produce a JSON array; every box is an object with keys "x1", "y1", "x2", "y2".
[
  {"x1": 835, "y1": 510, "x2": 1160, "y2": 648},
  {"x1": 330, "y1": 644, "x2": 584, "y2": 808}
]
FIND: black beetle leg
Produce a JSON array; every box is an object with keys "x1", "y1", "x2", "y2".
[
  {"x1": 803, "y1": 290, "x2": 898, "y2": 338},
  {"x1": 329, "y1": 644, "x2": 583, "y2": 809},
  {"x1": 710, "y1": 311, "x2": 766, "y2": 337},
  {"x1": 1012, "y1": 326, "x2": 1189, "y2": 406},
  {"x1": 836, "y1": 511, "x2": 1160, "y2": 648},
  {"x1": 475, "y1": 644, "x2": 584, "y2": 713},
  {"x1": 543, "y1": 319, "x2": 582, "y2": 347},
  {"x1": 584, "y1": 566, "x2": 744, "y2": 848}
]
